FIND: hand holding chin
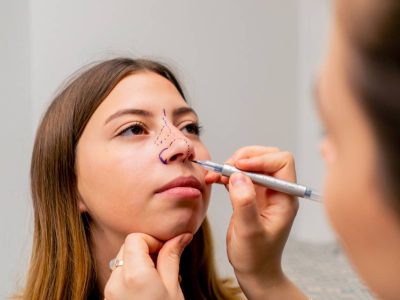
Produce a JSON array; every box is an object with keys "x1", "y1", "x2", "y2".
[{"x1": 104, "y1": 232, "x2": 192, "y2": 300}]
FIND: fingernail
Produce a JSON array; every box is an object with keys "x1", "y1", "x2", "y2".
[{"x1": 230, "y1": 173, "x2": 247, "y2": 186}]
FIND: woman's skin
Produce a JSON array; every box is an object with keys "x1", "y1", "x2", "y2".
[
  {"x1": 318, "y1": 17, "x2": 400, "y2": 299},
  {"x1": 75, "y1": 71, "x2": 211, "y2": 298},
  {"x1": 212, "y1": 3, "x2": 400, "y2": 300}
]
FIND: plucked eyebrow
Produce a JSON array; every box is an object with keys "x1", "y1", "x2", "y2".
[
  {"x1": 104, "y1": 107, "x2": 198, "y2": 125},
  {"x1": 105, "y1": 109, "x2": 153, "y2": 125},
  {"x1": 173, "y1": 107, "x2": 198, "y2": 119}
]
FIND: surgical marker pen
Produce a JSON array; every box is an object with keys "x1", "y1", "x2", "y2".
[{"x1": 192, "y1": 160, "x2": 322, "y2": 202}]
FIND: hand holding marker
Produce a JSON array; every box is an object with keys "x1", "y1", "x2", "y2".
[{"x1": 192, "y1": 160, "x2": 322, "y2": 202}]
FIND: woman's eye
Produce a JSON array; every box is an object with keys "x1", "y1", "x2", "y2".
[
  {"x1": 182, "y1": 123, "x2": 202, "y2": 136},
  {"x1": 119, "y1": 123, "x2": 147, "y2": 136}
]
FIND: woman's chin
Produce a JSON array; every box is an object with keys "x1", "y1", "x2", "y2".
[{"x1": 149, "y1": 218, "x2": 202, "y2": 242}]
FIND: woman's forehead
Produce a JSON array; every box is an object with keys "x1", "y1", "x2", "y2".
[{"x1": 97, "y1": 72, "x2": 188, "y2": 115}]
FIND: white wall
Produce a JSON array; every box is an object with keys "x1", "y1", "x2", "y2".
[
  {"x1": 293, "y1": 0, "x2": 335, "y2": 242},
  {"x1": 0, "y1": 1, "x2": 32, "y2": 298},
  {"x1": 0, "y1": 1, "x2": 333, "y2": 296}
]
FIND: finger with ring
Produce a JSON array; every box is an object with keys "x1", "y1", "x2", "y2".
[{"x1": 109, "y1": 258, "x2": 124, "y2": 271}]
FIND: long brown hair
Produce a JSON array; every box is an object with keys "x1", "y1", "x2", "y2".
[
  {"x1": 23, "y1": 58, "x2": 240, "y2": 299},
  {"x1": 337, "y1": 0, "x2": 400, "y2": 214}
]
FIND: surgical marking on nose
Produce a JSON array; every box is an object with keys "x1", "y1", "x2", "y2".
[
  {"x1": 155, "y1": 109, "x2": 191, "y2": 164},
  {"x1": 154, "y1": 109, "x2": 171, "y2": 147},
  {"x1": 158, "y1": 147, "x2": 169, "y2": 165}
]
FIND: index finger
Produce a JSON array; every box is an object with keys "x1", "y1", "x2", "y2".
[
  {"x1": 122, "y1": 233, "x2": 164, "y2": 277},
  {"x1": 227, "y1": 146, "x2": 281, "y2": 164},
  {"x1": 235, "y1": 151, "x2": 296, "y2": 182}
]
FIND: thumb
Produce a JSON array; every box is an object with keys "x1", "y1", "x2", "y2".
[
  {"x1": 228, "y1": 173, "x2": 262, "y2": 232},
  {"x1": 157, "y1": 233, "x2": 193, "y2": 292}
]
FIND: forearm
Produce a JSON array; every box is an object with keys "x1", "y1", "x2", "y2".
[{"x1": 237, "y1": 272, "x2": 308, "y2": 300}]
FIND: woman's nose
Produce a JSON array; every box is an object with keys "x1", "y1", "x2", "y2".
[
  {"x1": 164, "y1": 138, "x2": 195, "y2": 163},
  {"x1": 158, "y1": 127, "x2": 195, "y2": 164}
]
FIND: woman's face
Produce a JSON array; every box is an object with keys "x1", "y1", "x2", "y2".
[
  {"x1": 318, "y1": 17, "x2": 400, "y2": 297},
  {"x1": 76, "y1": 72, "x2": 211, "y2": 243}
]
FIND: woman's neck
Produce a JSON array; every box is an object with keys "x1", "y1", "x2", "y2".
[{"x1": 90, "y1": 223, "x2": 125, "y2": 295}]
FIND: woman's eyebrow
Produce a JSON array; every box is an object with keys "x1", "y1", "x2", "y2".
[
  {"x1": 105, "y1": 109, "x2": 153, "y2": 125},
  {"x1": 173, "y1": 107, "x2": 198, "y2": 118}
]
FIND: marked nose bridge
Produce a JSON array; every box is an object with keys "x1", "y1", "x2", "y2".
[
  {"x1": 155, "y1": 116, "x2": 174, "y2": 146},
  {"x1": 160, "y1": 116, "x2": 188, "y2": 144},
  {"x1": 155, "y1": 111, "x2": 195, "y2": 164},
  {"x1": 168, "y1": 120, "x2": 186, "y2": 139}
]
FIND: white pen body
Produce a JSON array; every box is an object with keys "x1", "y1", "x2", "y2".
[{"x1": 221, "y1": 165, "x2": 307, "y2": 198}]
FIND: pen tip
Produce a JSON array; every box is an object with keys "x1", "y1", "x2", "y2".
[{"x1": 191, "y1": 159, "x2": 199, "y2": 164}]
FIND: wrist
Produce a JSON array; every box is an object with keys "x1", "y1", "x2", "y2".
[
  {"x1": 235, "y1": 271, "x2": 307, "y2": 300},
  {"x1": 233, "y1": 261, "x2": 284, "y2": 286},
  {"x1": 234, "y1": 268, "x2": 284, "y2": 298}
]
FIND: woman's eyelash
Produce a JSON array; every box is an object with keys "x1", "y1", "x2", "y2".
[
  {"x1": 119, "y1": 122, "x2": 147, "y2": 137},
  {"x1": 118, "y1": 121, "x2": 202, "y2": 137},
  {"x1": 182, "y1": 123, "x2": 203, "y2": 136}
]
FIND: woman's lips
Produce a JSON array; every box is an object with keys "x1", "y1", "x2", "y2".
[{"x1": 155, "y1": 176, "x2": 203, "y2": 198}]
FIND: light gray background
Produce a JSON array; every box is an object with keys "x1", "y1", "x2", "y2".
[{"x1": 1, "y1": 0, "x2": 333, "y2": 297}]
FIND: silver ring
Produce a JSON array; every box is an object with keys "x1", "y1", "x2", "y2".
[{"x1": 109, "y1": 258, "x2": 124, "y2": 271}]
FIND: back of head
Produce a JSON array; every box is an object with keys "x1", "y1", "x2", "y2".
[{"x1": 337, "y1": 0, "x2": 400, "y2": 213}]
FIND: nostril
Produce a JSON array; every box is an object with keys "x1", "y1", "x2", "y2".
[
  {"x1": 169, "y1": 153, "x2": 180, "y2": 162},
  {"x1": 187, "y1": 152, "x2": 194, "y2": 162},
  {"x1": 163, "y1": 150, "x2": 192, "y2": 164},
  {"x1": 158, "y1": 138, "x2": 195, "y2": 164}
]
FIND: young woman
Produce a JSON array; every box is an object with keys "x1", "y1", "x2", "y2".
[
  {"x1": 213, "y1": 0, "x2": 400, "y2": 299},
  {"x1": 22, "y1": 58, "x2": 246, "y2": 299}
]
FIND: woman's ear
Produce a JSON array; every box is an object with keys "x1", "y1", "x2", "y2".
[{"x1": 77, "y1": 195, "x2": 88, "y2": 212}]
